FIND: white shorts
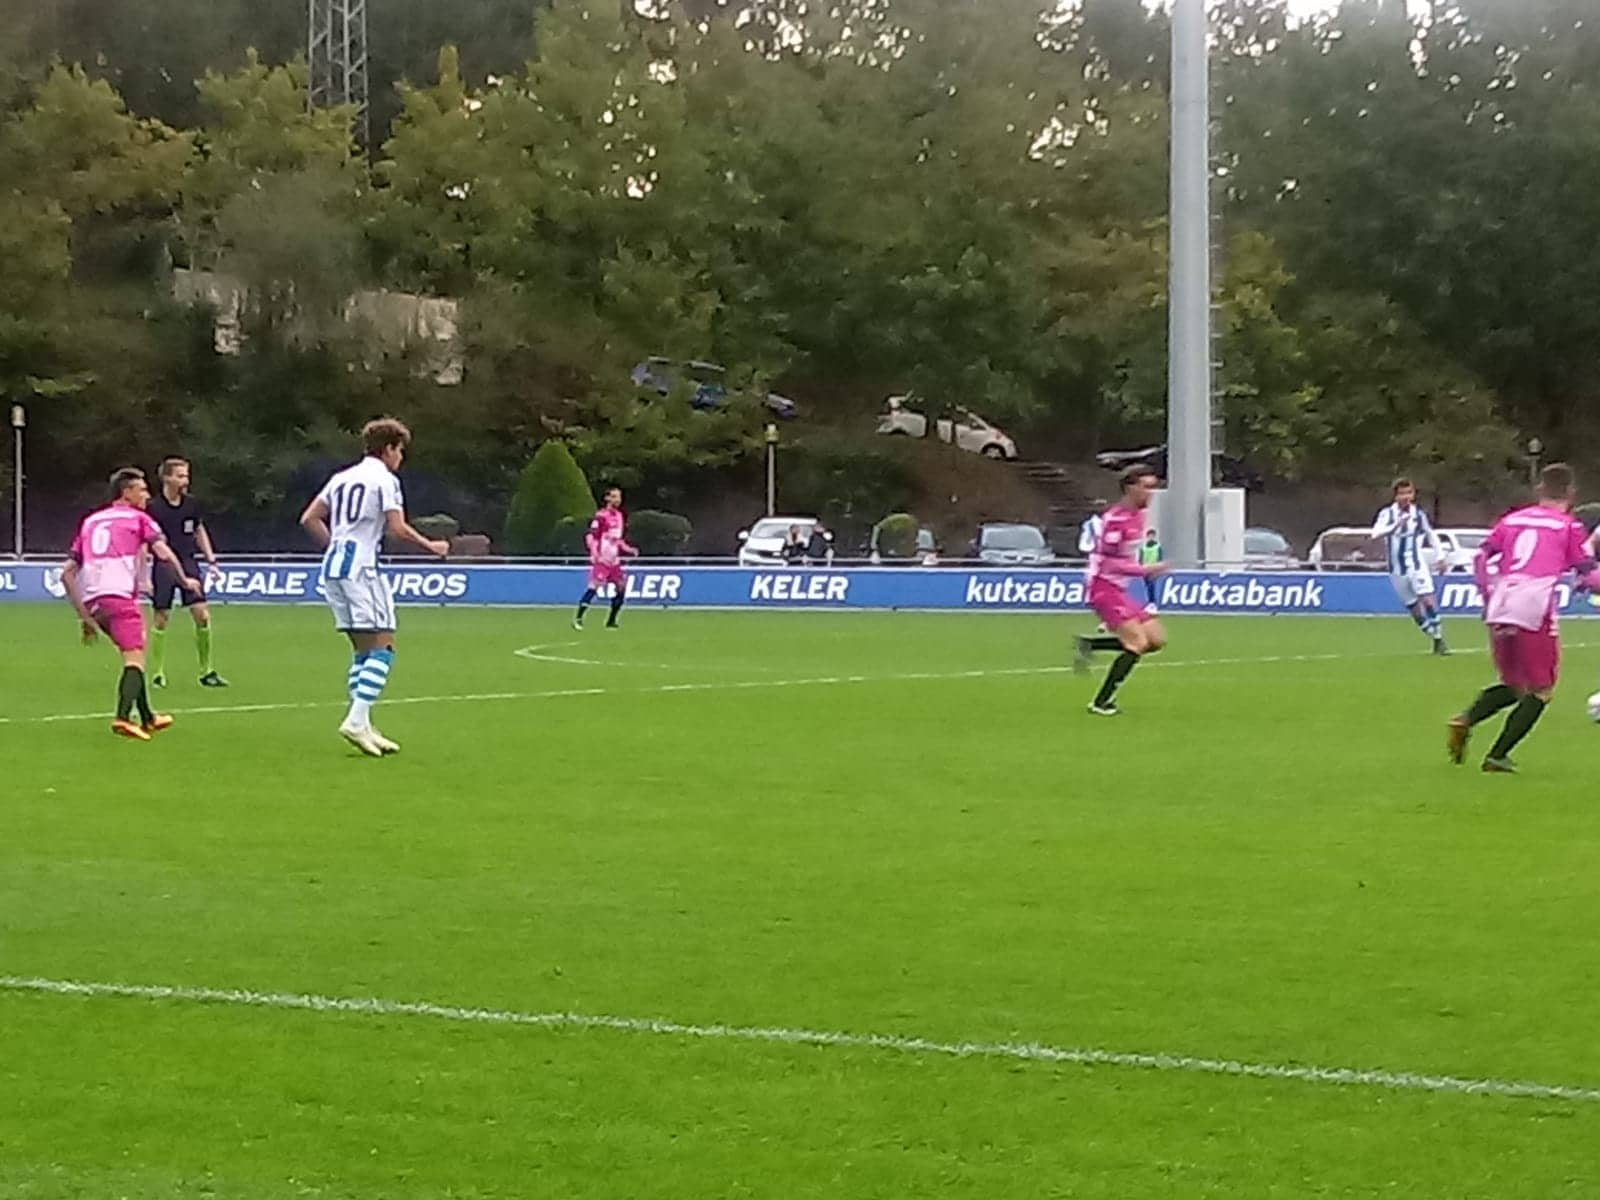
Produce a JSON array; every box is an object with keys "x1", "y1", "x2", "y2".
[
  {"x1": 324, "y1": 570, "x2": 396, "y2": 633},
  {"x1": 1390, "y1": 568, "x2": 1435, "y2": 607}
]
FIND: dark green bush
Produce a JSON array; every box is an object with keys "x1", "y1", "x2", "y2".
[
  {"x1": 873, "y1": 512, "x2": 920, "y2": 559},
  {"x1": 503, "y1": 441, "x2": 594, "y2": 555},
  {"x1": 629, "y1": 509, "x2": 693, "y2": 555}
]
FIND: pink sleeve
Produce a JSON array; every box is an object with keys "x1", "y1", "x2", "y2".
[
  {"x1": 141, "y1": 512, "x2": 164, "y2": 544},
  {"x1": 1567, "y1": 520, "x2": 1594, "y2": 570},
  {"x1": 585, "y1": 515, "x2": 602, "y2": 557},
  {"x1": 1474, "y1": 521, "x2": 1506, "y2": 592}
]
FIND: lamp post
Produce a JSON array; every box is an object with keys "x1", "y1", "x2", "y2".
[
  {"x1": 765, "y1": 423, "x2": 778, "y2": 518},
  {"x1": 9, "y1": 404, "x2": 22, "y2": 559},
  {"x1": 1527, "y1": 436, "x2": 1543, "y2": 489}
]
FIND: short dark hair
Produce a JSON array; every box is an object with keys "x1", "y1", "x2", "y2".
[
  {"x1": 159, "y1": 456, "x2": 188, "y2": 480},
  {"x1": 362, "y1": 417, "x2": 412, "y2": 457},
  {"x1": 1120, "y1": 464, "x2": 1157, "y2": 491},
  {"x1": 109, "y1": 466, "x2": 146, "y2": 499},
  {"x1": 1392, "y1": 477, "x2": 1415, "y2": 495},
  {"x1": 603, "y1": 485, "x2": 621, "y2": 497},
  {"x1": 1540, "y1": 462, "x2": 1575, "y2": 500}
]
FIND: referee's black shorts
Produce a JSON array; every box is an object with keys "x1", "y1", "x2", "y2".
[{"x1": 152, "y1": 558, "x2": 206, "y2": 611}]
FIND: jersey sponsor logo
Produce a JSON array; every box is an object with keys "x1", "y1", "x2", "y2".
[
  {"x1": 964, "y1": 575, "x2": 1085, "y2": 606},
  {"x1": 750, "y1": 573, "x2": 850, "y2": 602}
]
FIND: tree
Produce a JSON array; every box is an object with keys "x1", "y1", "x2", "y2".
[{"x1": 503, "y1": 440, "x2": 595, "y2": 554}]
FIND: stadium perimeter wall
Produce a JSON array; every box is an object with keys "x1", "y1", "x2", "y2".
[{"x1": 0, "y1": 562, "x2": 1590, "y2": 617}]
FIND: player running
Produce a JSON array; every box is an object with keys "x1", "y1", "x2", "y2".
[
  {"x1": 1372, "y1": 478, "x2": 1449, "y2": 655},
  {"x1": 573, "y1": 486, "x2": 638, "y2": 630},
  {"x1": 299, "y1": 418, "x2": 449, "y2": 758},
  {"x1": 147, "y1": 456, "x2": 227, "y2": 689},
  {"x1": 60, "y1": 467, "x2": 202, "y2": 740},
  {"x1": 1447, "y1": 463, "x2": 1600, "y2": 773},
  {"x1": 1072, "y1": 464, "x2": 1169, "y2": 715}
]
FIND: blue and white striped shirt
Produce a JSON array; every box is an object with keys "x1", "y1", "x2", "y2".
[{"x1": 1371, "y1": 503, "x2": 1442, "y2": 574}]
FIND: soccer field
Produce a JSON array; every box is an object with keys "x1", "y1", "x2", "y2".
[{"x1": 5, "y1": 604, "x2": 1600, "y2": 1198}]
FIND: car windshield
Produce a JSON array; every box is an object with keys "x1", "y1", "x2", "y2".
[
  {"x1": 1246, "y1": 530, "x2": 1291, "y2": 555},
  {"x1": 1315, "y1": 532, "x2": 1374, "y2": 565},
  {"x1": 750, "y1": 519, "x2": 808, "y2": 540},
  {"x1": 981, "y1": 526, "x2": 1045, "y2": 551},
  {"x1": 1451, "y1": 532, "x2": 1487, "y2": 550}
]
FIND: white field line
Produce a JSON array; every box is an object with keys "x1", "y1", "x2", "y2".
[
  {"x1": 0, "y1": 645, "x2": 1513, "y2": 728},
  {"x1": 2, "y1": 974, "x2": 1596, "y2": 1104}
]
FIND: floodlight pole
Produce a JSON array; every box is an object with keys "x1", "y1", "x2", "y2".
[
  {"x1": 9, "y1": 404, "x2": 23, "y2": 559},
  {"x1": 1166, "y1": 0, "x2": 1213, "y2": 568},
  {"x1": 765, "y1": 423, "x2": 778, "y2": 517}
]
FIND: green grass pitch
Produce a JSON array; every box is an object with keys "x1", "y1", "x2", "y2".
[{"x1": 5, "y1": 603, "x2": 1600, "y2": 1198}]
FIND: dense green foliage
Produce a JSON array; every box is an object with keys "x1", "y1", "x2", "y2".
[
  {"x1": 502, "y1": 440, "x2": 594, "y2": 555},
  {"x1": 873, "y1": 513, "x2": 922, "y2": 559},
  {"x1": 3, "y1": 0, "x2": 1597, "y2": 543},
  {"x1": 627, "y1": 509, "x2": 694, "y2": 556}
]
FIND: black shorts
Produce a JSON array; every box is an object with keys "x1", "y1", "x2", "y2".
[{"x1": 152, "y1": 559, "x2": 206, "y2": 611}]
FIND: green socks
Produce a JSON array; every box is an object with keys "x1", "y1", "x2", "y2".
[
  {"x1": 197, "y1": 623, "x2": 214, "y2": 675},
  {"x1": 149, "y1": 626, "x2": 168, "y2": 679}
]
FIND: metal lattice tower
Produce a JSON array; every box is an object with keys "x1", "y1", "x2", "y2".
[{"x1": 308, "y1": 0, "x2": 370, "y2": 151}]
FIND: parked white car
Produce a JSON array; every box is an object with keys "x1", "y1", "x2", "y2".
[
  {"x1": 1243, "y1": 527, "x2": 1298, "y2": 570},
  {"x1": 1307, "y1": 524, "x2": 1490, "y2": 573},
  {"x1": 737, "y1": 516, "x2": 829, "y2": 567},
  {"x1": 876, "y1": 396, "x2": 1018, "y2": 460},
  {"x1": 1434, "y1": 527, "x2": 1491, "y2": 573}
]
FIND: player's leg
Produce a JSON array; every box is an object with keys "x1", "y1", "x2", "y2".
[
  {"x1": 1090, "y1": 619, "x2": 1154, "y2": 715},
  {"x1": 1482, "y1": 631, "x2": 1557, "y2": 772},
  {"x1": 1412, "y1": 570, "x2": 1446, "y2": 653},
  {"x1": 606, "y1": 574, "x2": 626, "y2": 628},
  {"x1": 575, "y1": 586, "x2": 598, "y2": 629},
  {"x1": 190, "y1": 592, "x2": 227, "y2": 687},
  {"x1": 148, "y1": 568, "x2": 174, "y2": 687},
  {"x1": 1447, "y1": 626, "x2": 1521, "y2": 763},
  {"x1": 98, "y1": 599, "x2": 165, "y2": 739},
  {"x1": 339, "y1": 574, "x2": 398, "y2": 755}
]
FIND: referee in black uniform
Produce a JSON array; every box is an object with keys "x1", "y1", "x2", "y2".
[{"x1": 148, "y1": 456, "x2": 228, "y2": 688}]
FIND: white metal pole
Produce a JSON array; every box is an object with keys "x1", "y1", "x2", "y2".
[{"x1": 1166, "y1": 0, "x2": 1213, "y2": 567}]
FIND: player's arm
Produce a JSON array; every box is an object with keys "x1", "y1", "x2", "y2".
[
  {"x1": 149, "y1": 537, "x2": 202, "y2": 594},
  {"x1": 299, "y1": 496, "x2": 332, "y2": 549},
  {"x1": 195, "y1": 520, "x2": 220, "y2": 569},
  {"x1": 1369, "y1": 507, "x2": 1396, "y2": 540},
  {"x1": 585, "y1": 518, "x2": 603, "y2": 561},
  {"x1": 1473, "y1": 523, "x2": 1506, "y2": 593},
  {"x1": 384, "y1": 509, "x2": 450, "y2": 558},
  {"x1": 1077, "y1": 523, "x2": 1095, "y2": 555},
  {"x1": 1419, "y1": 512, "x2": 1445, "y2": 572},
  {"x1": 59, "y1": 557, "x2": 99, "y2": 643}
]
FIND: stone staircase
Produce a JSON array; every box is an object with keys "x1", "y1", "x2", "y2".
[{"x1": 1016, "y1": 460, "x2": 1100, "y2": 556}]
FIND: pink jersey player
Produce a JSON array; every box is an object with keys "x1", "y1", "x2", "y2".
[
  {"x1": 1473, "y1": 502, "x2": 1600, "y2": 693},
  {"x1": 1075, "y1": 464, "x2": 1167, "y2": 715},
  {"x1": 1086, "y1": 502, "x2": 1155, "y2": 630},
  {"x1": 574, "y1": 486, "x2": 639, "y2": 630},
  {"x1": 68, "y1": 502, "x2": 166, "y2": 652},
  {"x1": 586, "y1": 505, "x2": 636, "y2": 589},
  {"x1": 61, "y1": 467, "x2": 202, "y2": 741},
  {"x1": 1448, "y1": 464, "x2": 1600, "y2": 773}
]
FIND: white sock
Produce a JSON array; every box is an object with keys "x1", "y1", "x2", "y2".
[{"x1": 345, "y1": 698, "x2": 373, "y2": 729}]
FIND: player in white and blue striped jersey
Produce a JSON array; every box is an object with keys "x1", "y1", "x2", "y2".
[
  {"x1": 1371, "y1": 477, "x2": 1449, "y2": 655},
  {"x1": 299, "y1": 418, "x2": 450, "y2": 757}
]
